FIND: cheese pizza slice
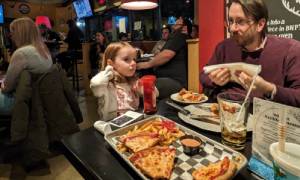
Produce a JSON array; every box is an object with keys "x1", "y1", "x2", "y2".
[
  {"x1": 121, "y1": 131, "x2": 160, "y2": 153},
  {"x1": 129, "y1": 146, "x2": 176, "y2": 179},
  {"x1": 192, "y1": 156, "x2": 237, "y2": 180}
]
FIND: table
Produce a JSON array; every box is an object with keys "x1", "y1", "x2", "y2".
[{"x1": 61, "y1": 100, "x2": 259, "y2": 180}]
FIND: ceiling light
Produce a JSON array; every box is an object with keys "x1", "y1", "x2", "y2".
[{"x1": 120, "y1": 0, "x2": 158, "y2": 10}]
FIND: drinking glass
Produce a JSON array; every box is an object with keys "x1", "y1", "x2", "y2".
[
  {"x1": 140, "y1": 75, "x2": 157, "y2": 115},
  {"x1": 217, "y1": 92, "x2": 249, "y2": 150}
]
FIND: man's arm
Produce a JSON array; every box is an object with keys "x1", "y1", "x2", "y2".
[{"x1": 137, "y1": 49, "x2": 175, "y2": 70}]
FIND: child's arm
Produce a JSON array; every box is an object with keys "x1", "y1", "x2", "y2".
[{"x1": 90, "y1": 65, "x2": 114, "y2": 97}]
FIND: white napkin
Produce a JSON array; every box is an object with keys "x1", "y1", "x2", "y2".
[
  {"x1": 203, "y1": 62, "x2": 261, "y2": 85},
  {"x1": 93, "y1": 121, "x2": 112, "y2": 135}
]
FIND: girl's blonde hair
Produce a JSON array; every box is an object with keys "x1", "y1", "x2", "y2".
[
  {"x1": 10, "y1": 17, "x2": 51, "y2": 59},
  {"x1": 101, "y1": 42, "x2": 137, "y2": 83}
]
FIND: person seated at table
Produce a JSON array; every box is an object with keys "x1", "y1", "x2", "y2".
[
  {"x1": 200, "y1": 0, "x2": 300, "y2": 107},
  {"x1": 90, "y1": 42, "x2": 158, "y2": 121},
  {"x1": 137, "y1": 16, "x2": 192, "y2": 99},
  {"x1": 151, "y1": 26, "x2": 171, "y2": 55},
  {"x1": 118, "y1": 32, "x2": 129, "y2": 41},
  {"x1": 56, "y1": 19, "x2": 83, "y2": 74},
  {"x1": 38, "y1": 23, "x2": 61, "y2": 61},
  {"x1": 190, "y1": 24, "x2": 199, "y2": 39},
  {"x1": 0, "y1": 17, "x2": 52, "y2": 115},
  {"x1": 89, "y1": 31, "x2": 107, "y2": 78}
]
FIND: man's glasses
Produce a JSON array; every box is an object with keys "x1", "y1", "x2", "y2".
[{"x1": 227, "y1": 18, "x2": 254, "y2": 27}]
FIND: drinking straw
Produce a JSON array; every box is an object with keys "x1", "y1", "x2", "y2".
[
  {"x1": 235, "y1": 68, "x2": 260, "y2": 125},
  {"x1": 278, "y1": 109, "x2": 286, "y2": 152}
]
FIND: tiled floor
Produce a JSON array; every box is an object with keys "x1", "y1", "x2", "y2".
[{"x1": 0, "y1": 87, "x2": 100, "y2": 180}]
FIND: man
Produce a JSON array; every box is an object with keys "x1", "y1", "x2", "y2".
[
  {"x1": 190, "y1": 24, "x2": 199, "y2": 39},
  {"x1": 151, "y1": 26, "x2": 171, "y2": 55},
  {"x1": 137, "y1": 17, "x2": 192, "y2": 99},
  {"x1": 200, "y1": 0, "x2": 300, "y2": 107}
]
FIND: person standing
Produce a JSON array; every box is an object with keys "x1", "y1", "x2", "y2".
[{"x1": 200, "y1": 0, "x2": 300, "y2": 107}]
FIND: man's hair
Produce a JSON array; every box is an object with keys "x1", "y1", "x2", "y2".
[
  {"x1": 162, "y1": 26, "x2": 171, "y2": 33},
  {"x1": 228, "y1": 0, "x2": 268, "y2": 34}
]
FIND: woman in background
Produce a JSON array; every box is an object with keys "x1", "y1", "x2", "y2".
[
  {"x1": 0, "y1": 17, "x2": 52, "y2": 115},
  {"x1": 89, "y1": 31, "x2": 107, "y2": 77}
]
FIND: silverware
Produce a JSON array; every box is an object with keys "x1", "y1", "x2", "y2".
[{"x1": 166, "y1": 100, "x2": 220, "y2": 125}]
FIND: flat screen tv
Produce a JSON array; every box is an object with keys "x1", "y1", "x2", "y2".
[
  {"x1": 167, "y1": 16, "x2": 176, "y2": 25},
  {"x1": 73, "y1": 0, "x2": 93, "y2": 19},
  {"x1": 0, "y1": 4, "x2": 4, "y2": 25}
]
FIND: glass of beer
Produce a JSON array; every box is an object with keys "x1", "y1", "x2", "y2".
[{"x1": 217, "y1": 92, "x2": 249, "y2": 150}]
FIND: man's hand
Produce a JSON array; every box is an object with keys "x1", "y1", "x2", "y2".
[
  {"x1": 208, "y1": 68, "x2": 231, "y2": 86},
  {"x1": 235, "y1": 71, "x2": 275, "y2": 95}
]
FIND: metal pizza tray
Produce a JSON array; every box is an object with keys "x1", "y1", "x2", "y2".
[{"x1": 105, "y1": 115, "x2": 248, "y2": 180}]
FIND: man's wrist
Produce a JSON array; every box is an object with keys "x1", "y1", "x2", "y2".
[{"x1": 264, "y1": 83, "x2": 277, "y2": 100}]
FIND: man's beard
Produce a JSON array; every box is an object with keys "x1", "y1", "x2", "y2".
[{"x1": 231, "y1": 32, "x2": 255, "y2": 47}]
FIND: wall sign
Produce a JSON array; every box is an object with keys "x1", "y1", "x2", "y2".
[{"x1": 18, "y1": 3, "x2": 30, "y2": 14}]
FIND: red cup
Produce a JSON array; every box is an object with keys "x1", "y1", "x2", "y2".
[{"x1": 140, "y1": 75, "x2": 157, "y2": 115}]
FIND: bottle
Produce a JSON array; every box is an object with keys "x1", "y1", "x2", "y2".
[{"x1": 141, "y1": 75, "x2": 157, "y2": 115}]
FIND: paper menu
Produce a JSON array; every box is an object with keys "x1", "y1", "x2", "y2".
[
  {"x1": 203, "y1": 62, "x2": 261, "y2": 85},
  {"x1": 252, "y1": 98, "x2": 300, "y2": 166}
]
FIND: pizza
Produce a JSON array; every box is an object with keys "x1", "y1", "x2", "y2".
[
  {"x1": 192, "y1": 156, "x2": 237, "y2": 180},
  {"x1": 177, "y1": 88, "x2": 205, "y2": 102},
  {"x1": 120, "y1": 131, "x2": 160, "y2": 153},
  {"x1": 129, "y1": 146, "x2": 176, "y2": 179}
]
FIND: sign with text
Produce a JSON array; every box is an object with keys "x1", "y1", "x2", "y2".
[
  {"x1": 264, "y1": 0, "x2": 300, "y2": 40},
  {"x1": 252, "y1": 98, "x2": 300, "y2": 166}
]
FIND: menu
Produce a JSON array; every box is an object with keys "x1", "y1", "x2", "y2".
[{"x1": 252, "y1": 98, "x2": 300, "y2": 166}]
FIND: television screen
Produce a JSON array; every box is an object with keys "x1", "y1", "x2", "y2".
[
  {"x1": 168, "y1": 16, "x2": 176, "y2": 25},
  {"x1": 0, "y1": 4, "x2": 4, "y2": 24},
  {"x1": 73, "y1": 0, "x2": 93, "y2": 19}
]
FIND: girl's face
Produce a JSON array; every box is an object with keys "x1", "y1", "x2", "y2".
[{"x1": 111, "y1": 46, "x2": 137, "y2": 77}]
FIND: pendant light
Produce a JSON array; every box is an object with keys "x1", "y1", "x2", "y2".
[{"x1": 120, "y1": 0, "x2": 158, "y2": 10}]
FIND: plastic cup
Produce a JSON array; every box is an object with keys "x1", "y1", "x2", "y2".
[
  {"x1": 270, "y1": 142, "x2": 300, "y2": 180},
  {"x1": 140, "y1": 75, "x2": 157, "y2": 115},
  {"x1": 217, "y1": 92, "x2": 249, "y2": 150}
]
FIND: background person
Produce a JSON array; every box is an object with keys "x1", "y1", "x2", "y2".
[
  {"x1": 57, "y1": 19, "x2": 84, "y2": 74},
  {"x1": 89, "y1": 31, "x2": 107, "y2": 77},
  {"x1": 137, "y1": 16, "x2": 192, "y2": 99},
  {"x1": 151, "y1": 26, "x2": 171, "y2": 55},
  {"x1": 200, "y1": 0, "x2": 300, "y2": 107},
  {"x1": 190, "y1": 24, "x2": 199, "y2": 39},
  {"x1": 0, "y1": 17, "x2": 52, "y2": 115}
]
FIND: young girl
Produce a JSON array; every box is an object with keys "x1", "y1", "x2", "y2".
[{"x1": 91, "y1": 42, "x2": 156, "y2": 121}]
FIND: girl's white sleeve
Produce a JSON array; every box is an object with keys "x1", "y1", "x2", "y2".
[{"x1": 90, "y1": 71, "x2": 110, "y2": 97}]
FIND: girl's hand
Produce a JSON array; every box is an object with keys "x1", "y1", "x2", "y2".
[
  {"x1": 103, "y1": 65, "x2": 114, "y2": 81},
  {"x1": 208, "y1": 68, "x2": 231, "y2": 86}
]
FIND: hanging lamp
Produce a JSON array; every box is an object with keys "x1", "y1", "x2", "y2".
[{"x1": 120, "y1": 0, "x2": 158, "y2": 10}]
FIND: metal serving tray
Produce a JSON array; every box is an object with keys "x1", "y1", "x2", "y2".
[{"x1": 105, "y1": 115, "x2": 248, "y2": 180}]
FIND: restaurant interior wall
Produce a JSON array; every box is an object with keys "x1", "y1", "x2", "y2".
[
  {"x1": 3, "y1": 1, "x2": 75, "y2": 33},
  {"x1": 198, "y1": 0, "x2": 225, "y2": 92}
]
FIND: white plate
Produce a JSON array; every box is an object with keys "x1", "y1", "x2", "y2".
[
  {"x1": 178, "y1": 103, "x2": 253, "y2": 132},
  {"x1": 170, "y1": 92, "x2": 208, "y2": 104}
]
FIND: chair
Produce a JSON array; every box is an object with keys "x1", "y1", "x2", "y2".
[
  {"x1": 67, "y1": 50, "x2": 83, "y2": 93},
  {"x1": 7, "y1": 65, "x2": 82, "y2": 165}
]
